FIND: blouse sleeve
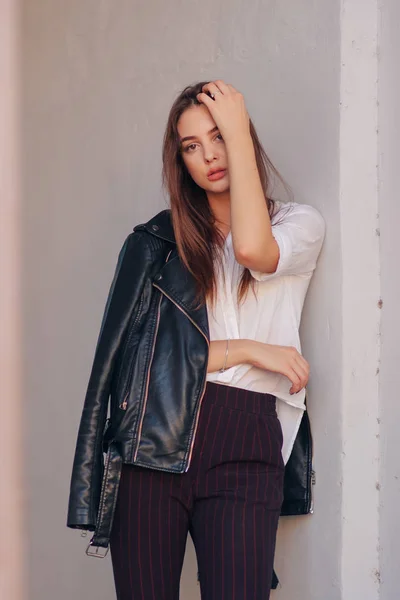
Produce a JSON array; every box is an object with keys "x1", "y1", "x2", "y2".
[{"x1": 249, "y1": 203, "x2": 325, "y2": 281}]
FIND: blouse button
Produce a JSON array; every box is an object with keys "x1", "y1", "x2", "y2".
[{"x1": 152, "y1": 224, "x2": 159, "y2": 231}]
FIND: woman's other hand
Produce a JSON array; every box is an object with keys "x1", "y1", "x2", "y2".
[{"x1": 248, "y1": 341, "x2": 310, "y2": 394}]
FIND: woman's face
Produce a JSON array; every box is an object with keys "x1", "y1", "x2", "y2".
[{"x1": 177, "y1": 104, "x2": 229, "y2": 194}]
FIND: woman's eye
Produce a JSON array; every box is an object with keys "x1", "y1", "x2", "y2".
[
  {"x1": 216, "y1": 134, "x2": 223, "y2": 141},
  {"x1": 184, "y1": 144, "x2": 197, "y2": 152}
]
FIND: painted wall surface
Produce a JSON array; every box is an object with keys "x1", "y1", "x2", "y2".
[
  {"x1": 22, "y1": 1, "x2": 341, "y2": 599},
  {"x1": 378, "y1": 0, "x2": 400, "y2": 598},
  {"x1": 0, "y1": 1, "x2": 26, "y2": 599}
]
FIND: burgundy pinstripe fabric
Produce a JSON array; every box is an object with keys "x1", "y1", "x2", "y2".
[{"x1": 110, "y1": 381, "x2": 285, "y2": 599}]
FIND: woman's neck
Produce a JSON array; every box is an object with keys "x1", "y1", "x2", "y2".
[{"x1": 207, "y1": 190, "x2": 231, "y2": 238}]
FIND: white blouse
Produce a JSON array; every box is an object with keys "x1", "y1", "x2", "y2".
[{"x1": 206, "y1": 201, "x2": 325, "y2": 464}]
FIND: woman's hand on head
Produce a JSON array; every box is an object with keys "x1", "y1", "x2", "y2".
[
  {"x1": 248, "y1": 341, "x2": 310, "y2": 395},
  {"x1": 196, "y1": 80, "x2": 250, "y2": 144}
]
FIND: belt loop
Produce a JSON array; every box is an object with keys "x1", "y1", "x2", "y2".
[{"x1": 86, "y1": 442, "x2": 123, "y2": 557}]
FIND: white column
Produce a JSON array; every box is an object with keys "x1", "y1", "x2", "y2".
[
  {"x1": 340, "y1": 1, "x2": 381, "y2": 598},
  {"x1": 0, "y1": 1, "x2": 26, "y2": 599},
  {"x1": 377, "y1": 0, "x2": 400, "y2": 598}
]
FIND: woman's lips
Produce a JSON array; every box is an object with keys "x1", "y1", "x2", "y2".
[{"x1": 207, "y1": 169, "x2": 227, "y2": 181}]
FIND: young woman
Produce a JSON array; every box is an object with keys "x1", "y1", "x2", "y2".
[{"x1": 67, "y1": 79, "x2": 325, "y2": 600}]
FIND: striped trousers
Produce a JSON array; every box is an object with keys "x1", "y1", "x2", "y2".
[{"x1": 110, "y1": 380, "x2": 285, "y2": 599}]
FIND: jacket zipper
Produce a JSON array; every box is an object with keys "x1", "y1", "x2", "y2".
[
  {"x1": 118, "y1": 293, "x2": 145, "y2": 410},
  {"x1": 152, "y1": 283, "x2": 209, "y2": 473},
  {"x1": 133, "y1": 292, "x2": 163, "y2": 460},
  {"x1": 132, "y1": 251, "x2": 173, "y2": 459}
]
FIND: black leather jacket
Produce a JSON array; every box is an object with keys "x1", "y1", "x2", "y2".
[{"x1": 67, "y1": 209, "x2": 314, "y2": 563}]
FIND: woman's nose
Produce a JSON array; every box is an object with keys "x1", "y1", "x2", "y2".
[{"x1": 204, "y1": 147, "x2": 218, "y2": 163}]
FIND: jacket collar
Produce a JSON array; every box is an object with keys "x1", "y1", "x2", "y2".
[{"x1": 133, "y1": 209, "x2": 176, "y2": 244}]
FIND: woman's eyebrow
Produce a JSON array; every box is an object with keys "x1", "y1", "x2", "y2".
[{"x1": 180, "y1": 126, "x2": 219, "y2": 144}]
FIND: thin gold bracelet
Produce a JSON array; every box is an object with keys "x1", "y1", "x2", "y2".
[{"x1": 220, "y1": 338, "x2": 230, "y2": 373}]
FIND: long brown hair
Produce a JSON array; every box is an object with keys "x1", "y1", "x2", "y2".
[{"x1": 162, "y1": 81, "x2": 284, "y2": 310}]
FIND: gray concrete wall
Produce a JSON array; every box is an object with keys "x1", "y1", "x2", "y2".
[{"x1": 22, "y1": 1, "x2": 341, "y2": 599}]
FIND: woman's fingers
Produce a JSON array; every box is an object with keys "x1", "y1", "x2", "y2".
[
  {"x1": 201, "y1": 80, "x2": 233, "y2": 99},
  {"x1": 286, "y1": 349, "x2": 309, "y2": 394},
  {"x1": 196, "y1": 91, "x2": 214, "y2": 107},
  {"x1": 293, "y1": 356, "x2": 310, "y2": 381},
  {"x1": 287, "y1": 347, "x2": 309, "y2": 374},
  {"x1": 201, "y1": 82, "x2": 224, "y2": 98},
  {"x1": 213, "y1": 79, "x2": 231, "y2": 94},
  {"x1": 297, "y1": 354, "x2": 310, "y2": 374},
  {"x1": 286, "y1": 367, "x2": 302, "y2": 394}
]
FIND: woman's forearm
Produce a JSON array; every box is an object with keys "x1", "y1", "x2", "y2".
[
  {"x1": 225, "y1": 133, "x2": 276, "y2": 264},
  {"x1": 207, "y1": 339, "x2": 253, "y2": 373},
  {"x1": 207, "y1": 339, "x2": 310, "y2": 394}
]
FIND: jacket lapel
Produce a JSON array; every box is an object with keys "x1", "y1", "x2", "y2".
[
  {"x1": 155, "y1": 250, "x2": 210, "y2": 342},
  {"x1": 135, "y1": 210, "x2": 210, "y2": 341}
]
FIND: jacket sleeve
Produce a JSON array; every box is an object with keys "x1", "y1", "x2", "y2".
[{"x1": 67, "y1": 231, "x2": 150, "y2": 530}]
